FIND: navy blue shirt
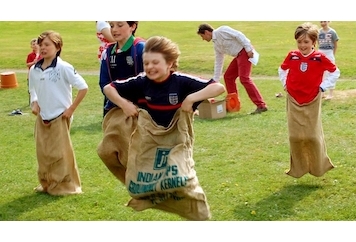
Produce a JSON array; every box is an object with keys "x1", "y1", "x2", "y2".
[
  {"x1": 99, "y1": 41, "x2": 145, "y2": 112},
  {"x1": 110, "y1": 72, "x2": 216, "y2": 127}
]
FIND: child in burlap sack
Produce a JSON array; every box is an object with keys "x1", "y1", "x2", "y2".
[
  {"x1": 29, "y1": 30, "x2": 88, "y2": 195},
  {"x1": 97, "y1": 36, "x2": 225, "y2": 220},
  {"x1": 278, "y1": 22, "x2": 340, "y2": 178}
]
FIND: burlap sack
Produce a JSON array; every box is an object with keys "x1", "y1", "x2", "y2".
[
  {"x1": 97, "y1": 107, "x2": 137, "y2": 184},
  {"x1": 286, "y1": 92, "x2": 334, "y2": 178},
  {"x1": 125, "y1": 108, "x2": 211, "y2": 221},
  {"x1": 35, "y1": 115, "x2": 82, "y2": 195}
]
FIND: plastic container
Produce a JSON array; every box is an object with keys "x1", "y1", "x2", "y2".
[
  {"x1": 1, "y1": 72, "x2": 18, "y2": 88},
  {"x1": 225, "y1": 93, "x2": 240, "y2": 112}
]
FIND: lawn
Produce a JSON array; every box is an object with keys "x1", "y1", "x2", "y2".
[{"x1": 0, "y1": 21, "x2": 355, "y2": 241}]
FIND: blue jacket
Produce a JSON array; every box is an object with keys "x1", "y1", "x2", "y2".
[
  {"x1": 99, "y1": 37, "x2": 145, "y2": 111},
  {"x1": 99, "y1": 38, "x2": 145, "y2": 92}
]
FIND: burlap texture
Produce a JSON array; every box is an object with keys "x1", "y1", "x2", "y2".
[
  {"x1": 125, "y1": 108, "x2": 211, "y2": 221},
  {"x1": 97, "y1": 107, "x2": 137, "y2": 184},
  {"x1": 35, "y1": 115, "x2": 82, "y2": 195},
  {"x1": 286, "y1": 92, "x2": 334, "y2": 178},
  {"x1": 97, "y1": 107, "x2": 211, "y2": 220}
]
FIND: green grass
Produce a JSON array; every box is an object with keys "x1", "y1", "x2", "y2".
[
  {"x1": 1, "y1": 22, "x2": 356, "y2": 223},
  {"x1": 1, "y1": 21, "x2": 356, "y2": 78}
]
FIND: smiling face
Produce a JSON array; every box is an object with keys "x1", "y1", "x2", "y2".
[
  {"x1": 143, "y1": 52, "x2": 173, "y2": 83},
  {"x1": 294, "y1": 23, "x2": 318, "y2": 56},
  {"x1": 296, "y1": 34, "x2": 315, "y2": 56},
  {"x1": 109, "y1": 21, "x2": 136, "y2": 44}
]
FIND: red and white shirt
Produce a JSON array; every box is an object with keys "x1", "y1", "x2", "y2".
[
  {"x1": 96, "y1": 21, "x2": 112, "y2": 61},
  {"x1": 278, "y1": 50, "x2": 340, "y2": 104}
]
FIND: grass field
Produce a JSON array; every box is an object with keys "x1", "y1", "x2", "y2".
[{"x1": 1, "y1": 21, "x2": 356, "y2": 232}]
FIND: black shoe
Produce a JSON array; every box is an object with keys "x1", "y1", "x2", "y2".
[{"x1": 250, "y1": 107, "x2": 268, "y2": 115}]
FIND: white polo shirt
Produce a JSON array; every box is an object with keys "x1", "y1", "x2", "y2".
[
  {"x1": 29, "y1": 57, "x2": 88, "y2": 121},
  {"x1": 212, "y1": 26, "x2": 253, "y2": 81}
]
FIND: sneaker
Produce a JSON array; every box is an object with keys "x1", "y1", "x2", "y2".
[
  {"x1": 8, "y1": 109, "x2": 23, "y2": 116},
  {"x1": 250, "y1": 107, "x2": 268, "y2": 115},
  {"x1": 275, "y1": 92, "x2": 283, "y2": 98},
  {"x1": 34, "y1": 184, "x2": 46, "y2": 193}
]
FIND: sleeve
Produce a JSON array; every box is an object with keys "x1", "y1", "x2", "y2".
[
  {"x1": 99, "y1": 48, "x2": 111, "y2": 93},
  {"x1": 213, "y1": 48, "x2": 224, "y2": 82},
  {"x1": 26, "y1": 53, "x2": 33, "y2": 64},
  {"x1": 135, "y1": 42, "x2": 145, "y2": 74},
  {"x1": 110, "y1": 75, "x2": 143, "y2": 103},
  {"x1": 278, "y1": 66, "x2": 288, "y2": 88},
  {"x1": 28, "y1": 66, "x2": 38, "y2": 103},
  {"x1": 320, "y1": 55, "x2": 340, "y2": 90},
  {"x1": 62, "y1": 63, "x2": 88, "y2": 90},
  {"x1": 178, "y1": 74, "x2": 216, "y2": 110},
  {"x1": 96, "y1": 21, "x2": 110, "y2": 32},
  {"x1": 332, "y1": 29, "x2": 339, "y2": 42},
  {"x1": 278, "y1": 52, "x2": 291, "y2": 87}
]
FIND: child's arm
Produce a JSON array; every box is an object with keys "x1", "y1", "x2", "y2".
[
  {"x1": 103, "y1": 84, "x2": 138, "y2": 117},
  {"x1": 278, "y1": 52, "x2": 292, "y2": 90},
  {"x1": 29, "y1": 70, "x2": 39, "y2": 115},
  {"x1": 101, "y1": 27, "x2": 115, "y2": 43},
  {"x1": 63, "y1": 88, "x2": 88, "y2": 119},
  {"x1": 278, "y1": 66, "x2": 288, "y2": 90},
  {"x1": 26, "y1": 54, "x2": 37, "y2": 68},
  {"x1": 99, "y1": 49, "x2": 112, "y2": 93},
  {"x1": 181, "y1": 82, "x2": 225, "y2": 113},
  {"x1": 320, "y1": 67, "x2": 340, "y2": 91},
  {"x1": 333, "y1": 40, "x2": 338, "y2": 56}
]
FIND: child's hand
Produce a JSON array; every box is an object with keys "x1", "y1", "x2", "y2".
[
  {"x1": 121, "y1": 100, "x2": 139, "y2": 118},
  {"x1": 31, "y1": 101, "x2": 40, "y2": 115},
  {"x1": 181, "y1": 98, "x2": 194, "y2": 113}
]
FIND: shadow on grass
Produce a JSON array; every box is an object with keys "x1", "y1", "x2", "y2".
[
  {"x1": 195, "y1": 113, "x2": 250, "y2": 123},
  {"x1": 0, "y1": 193, "x2": 61, "y2": 221},
  {"x1": 71, "y1": 121, "x2": 103, "y2": 134},
  {"x1": 233, "y1": 184, "x2": 321, "y2": 221}
]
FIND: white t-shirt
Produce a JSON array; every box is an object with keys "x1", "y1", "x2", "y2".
[{"x1": 29, "y1": 57, "x2": 88, "y2": 120}]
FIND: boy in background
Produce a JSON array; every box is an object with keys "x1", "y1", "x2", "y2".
[
  {"x1": 318, "y1": 21, "x2": 339, "y2": 100},
  {"x1": 26, "y1": 38, "x2": 41, "y2": 104}
]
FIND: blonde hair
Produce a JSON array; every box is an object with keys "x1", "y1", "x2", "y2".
[
  {"x1": 143, "y1": 36, "x2": 181, "y2": 71},
  {"x1": 30, "y1": 38, "x2": 37, "y2": 44},
  {"x1": 37, "y1": 30, "x2": 63, "y2": 56}
]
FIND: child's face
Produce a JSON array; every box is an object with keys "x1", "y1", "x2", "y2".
[
  {"x1": 143, "y1": 52, "x2": 173, "y2": 83},
  {"x1": 39, "y1": 37, "x2": 59, "y2": 60},
  {"x1": 297, "y1": 34, "x2": 315, "y2": 55},
  {"x1": 31, "y1": 41, "x2": 39, "y2": 51},
  {"x1": 320, "y1": 21, "x2": 329, "y2": 28},
  {"x1": 109, "y1": 21, "x2": 135, "y2": 43}
]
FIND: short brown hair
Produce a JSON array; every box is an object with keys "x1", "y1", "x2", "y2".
[
  {"x1": 127, "y1": 21, "x2": 139, "y2": 35},
  {"x1": 197, "y1": 23, "x2": 214, "y2": 34},
  {"x1": 38, "y1": 30, "x2": 63, "y2": 57},
  {"x1": 294, "y1": 22, "x2": 318, "y2": 43}
]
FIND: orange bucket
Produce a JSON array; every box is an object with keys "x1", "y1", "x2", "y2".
[
  {"x1": 225, "y1": 93, "x2": 240, "y2": 112},
  {"x1": 1, "y1": 72, "x2": 18, "y2": 88}
]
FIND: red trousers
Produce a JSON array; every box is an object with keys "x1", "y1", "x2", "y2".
[{"x1": 223, "y1": 49, "x2": 267, "y2": 109}]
